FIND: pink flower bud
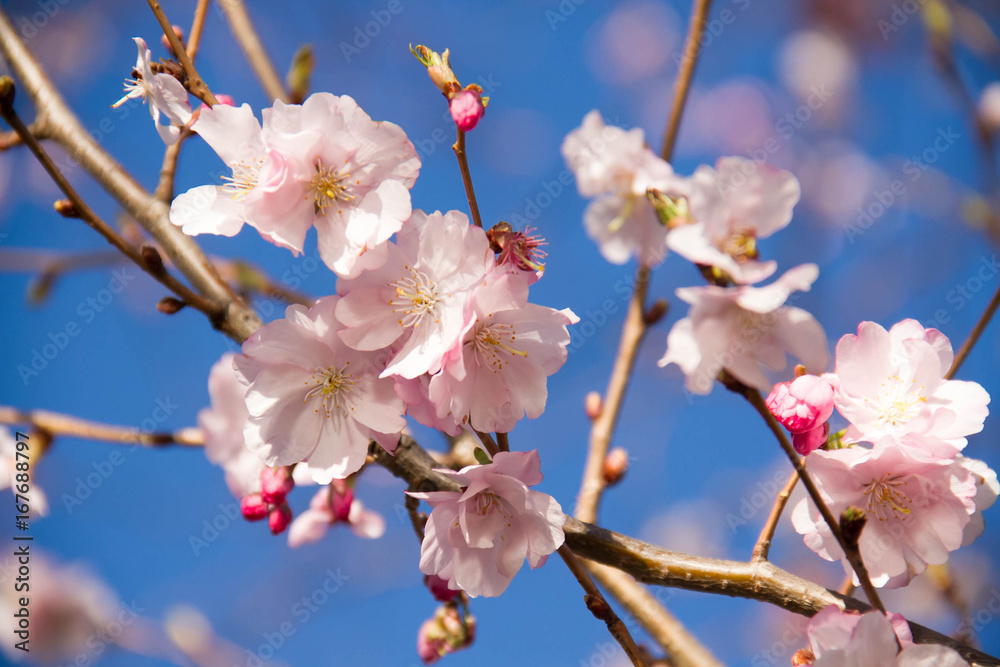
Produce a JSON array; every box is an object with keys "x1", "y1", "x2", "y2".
[
  {"x1": 424, "y1": 574, "x2": 458, "y2": 603},
  {"x1": 268, "y1": 503, "x2": 293, "y2": 535},
  {"x1": 792, "y1": 422, "x2": 829, "y2": 456},
  {"x1": 417, "y1": 619, "x2": 447, "y2": 665},
  {"x1": 161, "y1": 26, "x2": 185, "y2": 57},
  {"x1": 585, "y1": 391, "x2": 603, "y2": 420},
  {"x1": 214, "y1": 94, "x2": 236, "y2": 107},
  {"x1": 330, "y1": 480, "x2": 354, "y2": 523},
  {"x1": 240, "y1": 493, "x2": 268, "y2": 521},
  {"x1": 601, "y1": 448, "x2": 628, "y2": 487},
  {"x1": 260, "y1": 466, "x2": 294, "y2": 504},
  {"x1": 449, "y1": 90, "x2": 484, "y2": 132},
  {"x1": 766, "y1": 374, "x2": 834, "y2": 434}
]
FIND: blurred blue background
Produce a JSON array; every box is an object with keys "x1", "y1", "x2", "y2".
[{"x1": 1, "y1": 0, "x2": 999, "y2": 664}]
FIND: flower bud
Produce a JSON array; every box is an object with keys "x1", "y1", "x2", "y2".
[
  {"x1": 268, "y1": 503, "x2": 293, "y2": 535},
  {"x1": 411, "y1": 45, "x2": 459, "y2": 94},
  {"x1": 53, "y1": 199, "x2": 80, "y2": 218},
  {"x1": 791, "y1": 649, "x2": 815, "y2": 665},
  {"x1": 585, "y1": 391, "x2": 603, "y2": 420},
  {"x1": 157, "y1": 297, "x2": 187, "y2": 314},
  {"x1": 766, "y1": 374, "x2": 834, "y2": 433},
  {"x1": 417, "y1": 618, "x2": 447, "y2": 665},
  {"x1": 424, "y1": 574, "x2": 458, "y2": 603},
  {"x1": 240, "y1": 493, "x2": 268, "y2": 521},
  {"x1": 330, "y1": 480, "x2": 354, "y2": 523},
  {"x1": 161, "y1": 25, "x2": 185, "y2": 57},
  {"x1": 260, "y1": 466, "x2": 294, "y2": 504},
  {"x1": 601, "y1": 448, "x2": 628, "y2": 487},
  {"x1": 792, "y1": 422, "x2": 829, "y2": 456},
  {"x1": 214, "y1": 94, "x2": 236, "y2": 107},
  {"x1": 450, "y1": 89, "x2": 484, "y2": 132}
]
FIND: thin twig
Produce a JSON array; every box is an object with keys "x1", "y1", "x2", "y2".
[
  {"x1": 751, "y1": 471, "x2": 799, "y2": 563},
  {"x1": 0, "y1": 406, "x2": 203, "y2": 447},
  {"x1": 740, "y1": 385, "x2": 886, "y2": 614},
  {"x1": 947, "y1": 282, "x2": 1000, "y2": 379},
  {"x1": 452, "y1": 128, "x2": 484, "y2": 228},
  {"x1": 186, "y1": 0, "x2": 212, "y2": 62},
  {"x1": 0, "y1": 8, "x2": 259, "y2": 341},
  {"x1": 153, "y1": 129, "x2": 190, "y2": 203},
  {"x1": 496, "y1": 432, "x2": 509, "y2": 453},
  {"x1": 557, "y1": 545, "x2": 648, "y2": 667},
  {"x1": 146, "y1": 0, "x2": 218, "y2": 106},
  {"x1": 0, "y1": 82, "x2": 222, "y2": 320},
  {"x1": 660, "y1": 0, "x2": 713, "y2": 160},
  {"x1": 473, "y1": 430, "x2": 499, "y2": 457},
  {"x1": 215, "y1": 0, "x2": 289, "y2": 103}
]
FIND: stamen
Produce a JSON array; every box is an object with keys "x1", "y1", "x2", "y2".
[
  {"x1": 308, "y1": 159, "x2": 354, "y2": 215},
  {"x1": 221, "y1": 158, "x2": 264, "y2": 199},
  {"x1": 303, "y1": 365, "x2": 357, "y2": 418},
  {"x1": 471, "y1": 322, "x2": 527, "y2": 373},
  {"x1": 864, "y1": 474, "x2": 912, "y2": 522},
  {"x1": 388, "y1": 267, "x2": 440, "y2": 329}
]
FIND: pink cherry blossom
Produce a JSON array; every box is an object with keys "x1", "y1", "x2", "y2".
[
  {"x1": 658, "y1": 264, "x2": 829, "y2": 395},
  {"x1": 667, "y1": 157, "x2": 800, "y2": 284},
  {"x1": 450, "y1": 89, "x2": 485, "y2": 131},
  {"x1": 335, "y1": 210, "x2": 494, "y2": 379},
  {"x1": 825, "y1": 319, "x2": 990, "y2": 458},
  {"x1": 791, "y1": 440, "x2": 980, "y2": 588},
  {"x1": 767, "y1": 374, "x2": 835, "y2": 433},
  {"x1": 395, "y1": 374, "x2": 463, "y2": 437},
  {"x1": 234, "y1": 296, "x2": 406, "y2": 484},
  {"x1": 805, "y1": 606, "x2": 966, "y2": 666},
  {"x1": 427, "y1": 275, "x2": 578, "y2": 433},
  {"x1": 198, "y1": 353, "x2": 264, "y2": 497},
  {"x1": 287, "y1": 483, "x2": 385, "y2": 547},
  {"x1": 489, "y1": 224, "x2": 547, "y2": 283},
  {"x1": 112, "y1": 37, "x2": 192, "y2": 144},
  {"x1": 170, "y1": 103, "x2": 307, "y2": 251},
  {"x1": 410, "y1": 450, "x2": 566, "y2": 598},
  {"x1": 959, "y1": 455, "x2": 999, "y2": 547},
  {"x1": 0, "y1": 426, "x2": 47, "y2": 518},
  {"x1": 793, "y1": 422, "x2": 830, "y2": 456},
  {"x1": 562, "y1": 111, "x2": 687, "y2": 267}
]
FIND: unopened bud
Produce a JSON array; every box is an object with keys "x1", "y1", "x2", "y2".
[
  {"x1": 53, "y1": 199, "x2": 80, "y2": 218},
  {"x1": 330, "y1": 479, "x2": 354, "y2": 523},
  {"x1": 646, "y1": 188, "x2": 689, "y2": 228},
  {"x1": 157, "y1": 297, "x2": 186, "y2": 314},
  {"x1": 791, "y1": 649, "x2": 815, "y2": 665},
  {"x1": 411, "y1": 44, "x2": 459, "y2": 95},
  {"x1": 240, "y1": 493, "x2": 268, "y2": 521},
  {"x1": 793, "y1": 364, "x2": 807, "y2": 378},
  {"x1": 260, "y1": 466, "x2": 294, "y2": 504},
  {"x1": 268, "y1": 503, "x2": 293, "y2": 534},
  {"x1": 450, "y1": 89, "x2": 484, "y2": 132},
  {"x1": 0, "y1": 75, "x2": 15, "y2": 110},
  {"x1": 161, "y1": 26, "x2": 185, "y2": 57},
  {"x1": 601, "y1": 448, "x2": 628, "y2": 487},
  {"x1": 141, "y1": 245, "x2": 166, "y2": 275},
  {"x1": 424, "y1": 574, "x2": 459, "y2": 603},
  {"x1": 585, "y1": 391, "x2": 603, "y2": 420},
  {"x1": 214, "y1": 94, "x2": 236, "y2": 107},
  {"x1": 644, "y1": 299, "x2": 668, "y2": 325}
]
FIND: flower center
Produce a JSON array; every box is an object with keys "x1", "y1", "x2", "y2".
[
  {"x1": 471, "y1": 322, "x2": 528, "y2": 370},
  {"x1": 607, "y1": 195, "x2": 636, "y2": 233},
  {"x1": 308, "y1": 159, "x2": 354, "y2": 215},
  {"x1": 498, "y1": 227, "x2": 547, "y2": 273},
  {"x1": 719, "y1": 228, "x2": 758, "y2": 263},
  {"x1": 221, "y1": 158, "x2": 264, "y2": 199},
  {"x1": 870, "y1": 374, "x2": 927, "y2": 429},
  {"x1": 864, "y1": 474, "x2": 912, "y2": 522},
  {"x1": 734, "y1": 310, "x2": 775, "y2": 344},
  {"x1": 388, "y1": 267, "x2": 441, "y2": 329},
  {"x1": 304, "y1": 365, "x2": 357, "y2": 417}
]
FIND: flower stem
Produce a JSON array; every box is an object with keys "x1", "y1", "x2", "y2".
[
  {"x1": 146, "y1": 0, "x2": 218, "y2": 106},
  {"x1": 751, "y1": 471, "x2": 799, "y2": 563},
  {"x1": 947, "y1": 281, "x2": 1000, "y2": 379},
  {"x1": 452, "y1": 128, "x2": 484, "y2": 228},
  {"x1": 660, "y1": 0, "x2": 714, "y2": 160}
]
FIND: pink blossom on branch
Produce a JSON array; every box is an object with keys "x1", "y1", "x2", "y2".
[
  {"x1": 658, "y1": 264, "x2": 829, "y2": 395},
  {"x1": 449, "y1": 89, "x2": 485, "y2": 131},
  {"x1": 335, "y1": 210, "x2": 495, "y2": 379},
  {"x1": 112, "y1": 37, "x2": 192, "y2": 145},
  {"x1": 562, "y1": 111, "x2": 686, "y2": 267},
  {"x1": 411, "y1": 450, "x2": 566, "y2": 598},
  {"x1": 287, "y1": 482, "x2": 385, "y2": 548},
  {"x1": 791, "y1": 440, "x2": 984, "y2": 588},
  {"x1": 666, "y1": 156, "x2": 800, "y2": 284},
  {"x1": 428, "y1": 276, "x2": 578, "y2": 433},
  {"x1": 234, "y1": 297, "x2": 406, "y2": 484},
  {"x1": 766, "y1": 374, "x2": 835, "y2": 434},
  {"x1": 824, "y1": 319, "x2": 990, "y2": 458}
]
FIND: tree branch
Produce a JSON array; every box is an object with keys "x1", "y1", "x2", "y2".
[
  {"x1": 660, "y1": 0, "x2": 713, "y2": 160},
  {"x1": 947, "y1": 282, "x2": 1000, "y2": 379},
  {"x1": 0, "y1": 406, "x2": 203, "y2": 447},
  {"x1": 146, "y1": 0, "x2": 218, "y2": 106},
  {"x1": 751, "y1": 471, "x2": 798, "y2": 563},
  {"x1": 215, "y1": 0, "x2": 289, "y2": 104},
  {"x1": 0, "y1": 7, "x2": 262, "y2": 342},
  {"x1": 452, "y1": 128, "x2": 484, "y2": 228}
]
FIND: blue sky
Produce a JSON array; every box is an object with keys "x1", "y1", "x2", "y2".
[{"x1": 1, "y1": 0, "x2": 999, "y2": 665}]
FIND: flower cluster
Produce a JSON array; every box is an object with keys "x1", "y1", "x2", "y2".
[
  {"x1": 112, "y1": 37, "x2": 192, "y2": 144},
  {"x1": 563, "y1": 113, "x2": 828, "y2": 395},
  {"x1": 790, "y1": 320, "x2": 997, "y2": 588}
]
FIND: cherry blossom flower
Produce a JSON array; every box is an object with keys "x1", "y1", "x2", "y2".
[
  {"x1": 0, "y1": 427, "x2": 47, "y2": 518},
  {"x1": 959, "y1": 456, "x2": 999, "y2": 547},
  {"x1": 395, "y1": 375, "x2": 463, "y2": 437},
  {"x1": 450, "y1": 89, "x2": 485, "y2": 131},
  {"x1": 658, "y1": 264, "x2": 829, "y2": 395},
  {"x1": 793, "y1": 422, "x2": 830, "y2": 456},
  {"x1": 410, "y1": 450, "x2": 566, "y2": 598},
  {"x1": 335, "y1": 210, "x2": 494, "y2": 379},
  {"x1": 427, "y1": 276, "x2": 578, "y2": 433},
  {"x1": 562, "y1": 111, "x2": 686, "y2": 267},
  {"x1": 198, "y1": 353, "x2": 264, "y2": 498},
  {"x1": 791, "y1": 440, "x2": 982, "y2": 588},
  {"x1": 767, "y1": 374, "x2": 835, "y2": 433},
  {"x1": 261, "y1": 93, "x2": 420, "y2": 277},
  {"x1": 112, "y1": 37, "x2": 192, "y2": 144},
  {"x1": 234, "y1": 296, "x2": 406, "y2": 484},
  {"x1": 804, "y1": 606, "x2": 966, "y2": 666},
  {"x1": 825, "y1": 320, "x2": 990, "y2": 458},
  {"x1": 170, "y1": 103, "x2": 307, "y2": 250},
  {"x1": 667, "y1": 157, "x2": 800, "y2": 284},
  {"x1": 287, "y1": 482, "x2": 385, "y2": 547},
  {"x1": 487, "y1": 223, "x2": 547, "y2": 283}
]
